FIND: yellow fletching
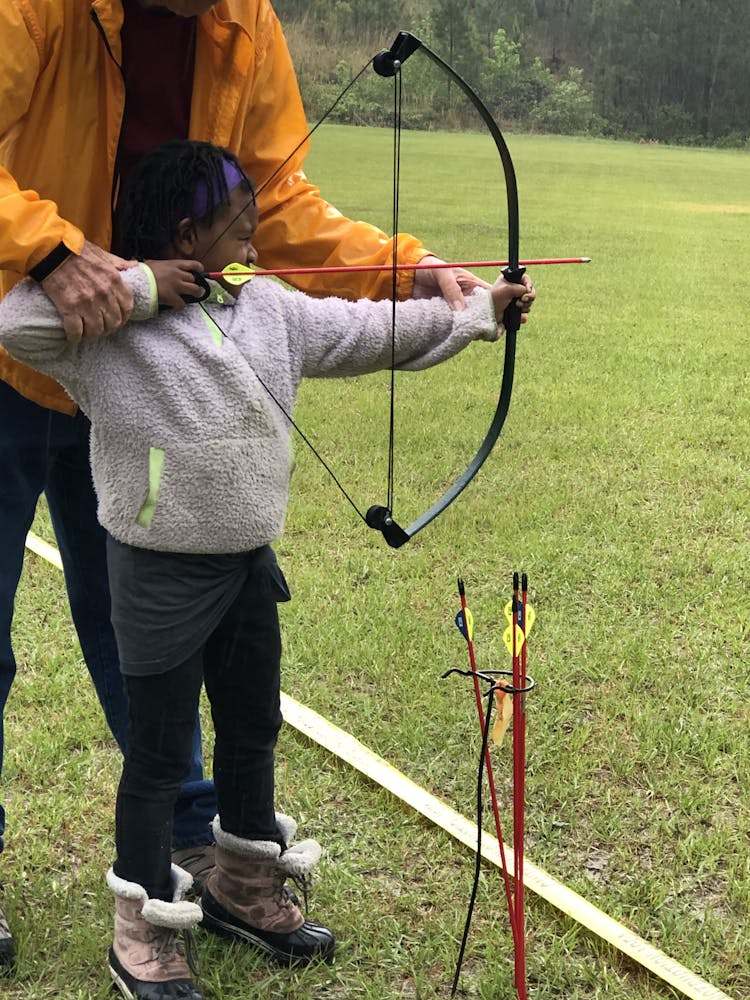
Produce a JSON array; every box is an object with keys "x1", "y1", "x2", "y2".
[
  {"x1": 222, "y1": 262, "x2": 255, "y2": 286},
  {"x1": 503, "y1": 622, "x2": 525, "y2": 655},
  {"x1": 503, "y1": 599, "x2": 535, "y2": 637},
  {"x1": 524, "y1": 603, "x2": 536, "y2": 634},
  {"x1": 462, "y1": 607, "x2": 474, "y2": 642}
]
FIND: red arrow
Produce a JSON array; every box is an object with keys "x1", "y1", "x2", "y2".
[{"x1": 206, "y1": 256, "x2": 590, "y2": 281}]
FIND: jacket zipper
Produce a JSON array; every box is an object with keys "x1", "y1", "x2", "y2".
[{"x1": 90, "y1": 8, "x2": 126, "y2": 226}]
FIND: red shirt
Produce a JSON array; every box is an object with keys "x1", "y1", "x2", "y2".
[{"x1": 116, "y1": 1, "x2": 196, "y2": 193}]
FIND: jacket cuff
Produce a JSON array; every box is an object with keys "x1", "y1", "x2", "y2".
[
  {"x1": 129, "y1": 263, "x2": 160, "y2": 320},
  {"x1": 28, "y1": 242, "x2": 74, "y2": 282}
]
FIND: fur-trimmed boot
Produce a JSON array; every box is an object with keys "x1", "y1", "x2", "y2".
[
  {"x1": 107, "y1": 865, "x2": 204, "y2": 1000},
  {"x1": 201, "y1": 814, "x2": 335, "y2": 965}
]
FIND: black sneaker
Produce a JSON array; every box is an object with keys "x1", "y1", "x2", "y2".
[
  {"x1": 0, "y1": 897, "x2": 14, "y2": 971},
  {"x1": 171, "y1": 845, "x2": 216, "y2": 896}
]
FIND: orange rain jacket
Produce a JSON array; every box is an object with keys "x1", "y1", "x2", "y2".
[{"x1": 0, "y1": 0, "x2": 427, "y2": 413}]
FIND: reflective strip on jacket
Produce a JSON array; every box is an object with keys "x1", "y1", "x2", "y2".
[{"x1": 0, "y1": 0, "x2": 426, "y2": 412}]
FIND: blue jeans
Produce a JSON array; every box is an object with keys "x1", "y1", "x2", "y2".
[{"x1": 0, "y1": 380, "x2": 216, "y2": 853}]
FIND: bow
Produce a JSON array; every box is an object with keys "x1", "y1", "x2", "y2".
[
  {"x1": 358, "y1": 32, "x2": 525, "y2": 548},
  {"x1": 196, "y1": 32, "x2": 528, "y2": 549}
]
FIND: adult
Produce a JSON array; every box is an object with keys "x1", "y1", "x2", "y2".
[{"x1": 0, "y1": 0, "x2": 478, "y2": 971}]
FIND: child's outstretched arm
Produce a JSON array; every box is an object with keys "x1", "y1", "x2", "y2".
[{"x1": 262, "y1": 271, "x2": 535, "y2": 381}]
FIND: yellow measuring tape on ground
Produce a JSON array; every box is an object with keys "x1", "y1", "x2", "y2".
[
  {"x1": 281, "y1": 694, "x2": 731, "y2": 1000},
  {"x1": 25, "y1": 530, "x2": 63, "y2": 569},
  {"x1": 25, "y1": 531, "x2": 733, "y2": 1000}
]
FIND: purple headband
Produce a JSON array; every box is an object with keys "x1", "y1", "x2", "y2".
[{"x1": 192, "y1": 159, "x2": 247, "y2": 219}]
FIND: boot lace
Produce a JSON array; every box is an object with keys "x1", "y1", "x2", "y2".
[
  {"x1": 285, "y1": 872, "x2": 313, "y2": 913},
  {"x1": 152, "y1": 927, "x2": 200, "y2": 977}
]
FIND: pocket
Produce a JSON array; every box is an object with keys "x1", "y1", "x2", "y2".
[
  {"x1": 267, "y1": 558, "x2": 292, "y2": 602},
  {"x1": 135, "y1": 447, "x2": 164, "y2": 528},
  {"x1": 140, "y1": 437, "x2": 291, "y2": 552},
  {"x1": 252, "y1": 546, "x2": 292, "y2": 602}
]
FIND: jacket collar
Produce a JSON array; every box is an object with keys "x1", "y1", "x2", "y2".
[{"x1": 89, "y1": 0, "x2": 248, "y2": 31}]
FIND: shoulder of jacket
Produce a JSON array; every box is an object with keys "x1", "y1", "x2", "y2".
[
  {"x1": 10, "y1": 0, "x2": 48, "y2": 58},
  {"x1": 212, "y1": 0, "x2": 278, "y2": 46},
  {"x1": 211, "y1": 0, "x2": 265, "y2": 28},
  {"x1": 11, "y1": 0, "x2": 96, "y2": 59},
  {"x1": 236, "y1": 276, "x2": 288, "y2": 308}
]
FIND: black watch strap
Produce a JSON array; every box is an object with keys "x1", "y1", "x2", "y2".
[{"x1": 29, "y1": 242, "x2": 73, "y2": 282}]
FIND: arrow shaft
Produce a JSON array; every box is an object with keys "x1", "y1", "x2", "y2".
[
  {"x1": 512, "y1": 574, "x2": 529, "y2": 1000},
  {"x1": 456, "y1": 580, "x2": 520, "y2": 943},
  {"x1": 207, "y1": 256, "x2": 590, "y2": 280}
]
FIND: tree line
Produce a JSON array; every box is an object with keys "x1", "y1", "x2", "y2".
[{"x1": 273, "y1": 0, "x2": 750, "y2": 147}]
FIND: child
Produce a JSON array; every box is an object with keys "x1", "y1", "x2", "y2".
[{"x1": 0, "y1": 140, "x2": 534, "y2": 1000}]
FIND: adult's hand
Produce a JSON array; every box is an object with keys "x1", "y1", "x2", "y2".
[
  {"x1": 40, "y1": 241, "x2": 137, "y2": 344},
  {"x1": 411, "y1": 254, "x2": 488, "y2": 311}
]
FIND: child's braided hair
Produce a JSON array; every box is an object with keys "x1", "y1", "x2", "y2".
[{"x1": 115, "y1": 139, "x2": 255, "y2": 259}]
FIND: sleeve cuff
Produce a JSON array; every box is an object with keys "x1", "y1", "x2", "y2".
[{"x1": 130, "y1": 262, "x2": 160, "y2": 319}]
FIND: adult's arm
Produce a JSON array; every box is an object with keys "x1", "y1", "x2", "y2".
[
  {"x1": 0, "y1": 4, "x2": 82, "y2": 275},
  {"x1": 0, "y1": 3, "x2": 133, "y2": 338}
]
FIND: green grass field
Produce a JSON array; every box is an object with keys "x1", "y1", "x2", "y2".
[{"x1": 3, "y1": 127, "x2": 749, "y2": 999}]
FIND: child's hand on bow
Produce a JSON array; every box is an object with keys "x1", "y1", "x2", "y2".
[{"x1": 490, "y1": 272, "x2": 535, "y2": 334}]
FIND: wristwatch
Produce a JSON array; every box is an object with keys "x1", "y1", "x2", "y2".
[{"x1": 29, "y1": 241, "x2": 74, "y2": 282}]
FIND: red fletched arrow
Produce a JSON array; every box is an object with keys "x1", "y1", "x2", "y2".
[{"x1": 206, "y1": 256, "x2": 591, "y2": 284}]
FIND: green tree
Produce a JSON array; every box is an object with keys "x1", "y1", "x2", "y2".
[
  {"x1": 274, "y1": 0, "x2": 750, "y2": 143},
  {"x1": 428, "y1": 0, "x2": 483, "y2": 93}
]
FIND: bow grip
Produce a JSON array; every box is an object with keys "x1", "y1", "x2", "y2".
[{"x1": 501, "y1": 264, "x2": 526, "y2": 335}]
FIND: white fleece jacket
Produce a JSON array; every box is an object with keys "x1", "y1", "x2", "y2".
[{"x1": 0, "y1": 266, "x2": 498, "y2": 553}]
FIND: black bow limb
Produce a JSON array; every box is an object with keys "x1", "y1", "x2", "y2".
[{"x1": 363, "y1": 32, "x2": 523, "y2": 548}]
